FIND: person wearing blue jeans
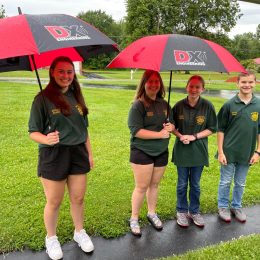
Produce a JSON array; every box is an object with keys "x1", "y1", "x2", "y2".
[
  {"x1": 176, "y1": 166, "x2": 204, "y2": 214},
  {"x1": 218, "y1": 163, "x2": 249, "y2": 209},
  {"x1": 171, "y1": 75, "x2": 217, "y2": 228},
  {"x1": 217, "y1": 71, "x2": 260, "y2": 223}
]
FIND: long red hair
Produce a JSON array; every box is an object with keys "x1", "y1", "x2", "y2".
[{"x1": 42, "y1": 56, "x2": 88, "y2": 116}]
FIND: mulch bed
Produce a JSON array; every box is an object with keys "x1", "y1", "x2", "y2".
[{"x1": 225, "y1": 76, "x2": 260, "y2": 84}]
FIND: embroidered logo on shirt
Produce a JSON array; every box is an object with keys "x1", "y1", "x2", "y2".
[
  {"x1": 231, "y1": 112, "x2": 237, "y2": 116},
  {"x1": 196, "y1": 115, "x2": 205, "y2": 125},
  {"x1": 251, "y1": 112, "x2": 259, "y2": 121},
  {"x1": 146, "y1": 111, "x2": 154, "y2": 117},
  {"x1": 51, "y1": 108, "x2": 61, "y2": 115},
  {"x1": 76, "y1": 104, "x2": 83, "y2": 115},
  {"x1": 178, "y1": 115, "x2": 184, "y2": 120}
]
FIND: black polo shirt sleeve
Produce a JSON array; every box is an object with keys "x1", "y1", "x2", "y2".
[
  {"x1": 206, "y1": 102, "x2": 217, "y2": 133},
  {"x1": 171, "y1": 100, "x2": 184, "y2": 129},
  {"x1": 128, "y1": 100, "x2": 145, "y2": 136},
  {"x1": 217, "y1": 103, "x2": 230, "y2": 132},
  {"x1": 28, "y1": 95, "x2": 49, "y2": 133}
]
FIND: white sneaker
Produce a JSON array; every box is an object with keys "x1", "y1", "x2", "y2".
[
  {"x1": 73, "y1": 229, "x2": 94, "y2": 253},
  {"x1": 45, "y1": 235, "x2": 63, "y2": 260}
]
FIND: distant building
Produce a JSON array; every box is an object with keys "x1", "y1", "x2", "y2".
[
  {"x1": 254, "y1": 58, "x2": 260, "y2": 65},
  {"x1": 73, "y1": 61, "x2": 82, "y2": 75}
]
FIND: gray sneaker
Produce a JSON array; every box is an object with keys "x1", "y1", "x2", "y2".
[
  {"x1": 218, "y1": 208, "x2": 231, "y2": 222},
  {"x1": 176, "y1": 212, "x2": 189, "y2": 227},
  {"x1": 231, "y1": 208, "x2": 246, "y2": 223},
  {"x1": 189, "y1": 213, "x2": 205, "y2": 227}
]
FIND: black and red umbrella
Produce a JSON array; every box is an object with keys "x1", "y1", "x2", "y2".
[
  {"x1": 0, "y1": 13, "x2": 118, "y2": 87},
  {"x1": 107, "y1": 34, "x2": 246, "y2": 118}
]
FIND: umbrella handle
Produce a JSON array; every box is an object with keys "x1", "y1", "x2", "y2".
[{"x1": 166, "y1": 70, "x2": 173, "y2": 122}]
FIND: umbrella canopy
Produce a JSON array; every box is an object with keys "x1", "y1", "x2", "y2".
[
  {"x1": 107, "y1": 34, "x2": 245, "y2": 73},
  {"x1": 0, "y1": 13, "x2": 118, "y2": 72},
  {"x1": 107, "y1": 34, "x2": 246, "y2": 119}
]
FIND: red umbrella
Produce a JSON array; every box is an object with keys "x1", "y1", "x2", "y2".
[
  {"x1": 0, "y1": 12, "x2": 118, "y2": 127},
  {"x1": 107, "y1": 34, "x2": 246, "y2": 118},
  {"x1": 0, "y1": 13, "x2": 118, "y2": 83}
]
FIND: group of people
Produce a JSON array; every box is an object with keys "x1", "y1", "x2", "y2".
[
  {"x1": 128, "y1": 69, "x2": 260, "y2": 235},
  {"x1": 28, "y1": 56, "x2": 260, "y2": 260}
]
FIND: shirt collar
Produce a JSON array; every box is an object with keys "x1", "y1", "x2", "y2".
[
  {"x1": 234, "y1": 93, "x2": 257, "y2": 104},
  {"x1": 63, "y1": 87, "x2": 73, "y2": 97},
  {"x1": 184, "y1": 96, "x2": 202, "y2": 109}
]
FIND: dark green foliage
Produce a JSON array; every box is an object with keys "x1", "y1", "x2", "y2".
[
  {"x1": 77, "y1": 10, "x2": 125, "y2": 69},
  {"x1": 0, "y1": 4, "x2": 5, "y2": 18},
  {"x1": 228, "y1": 32, "x2": 260, "y2": 60},
  {"x1": 240, "y1": 59, "x2": 258, "y2": 71},
  {"x1": 125, "y1": 0, "x2": 241, "y2": 44}
]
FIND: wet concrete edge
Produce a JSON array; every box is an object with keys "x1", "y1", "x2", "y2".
[{"x1": 1, "y1": 205, "x2": 260, "y2": 260}]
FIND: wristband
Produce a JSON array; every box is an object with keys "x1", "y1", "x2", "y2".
[{"x1": 254, "y1": 151, "x2": 260, "y2": 156}]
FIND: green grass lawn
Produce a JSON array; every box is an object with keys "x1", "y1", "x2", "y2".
[
  {"x1": 86, "y1": 69, "x2": 260, "y2": 81},
  {"x1": 1, "y1": 70, "x2": 260, "y2": 91},
  {"x1": 81, "y1": 70, "x2": 260, "y2": 91},
  {"x1": 0, "y1": 69, "x2": 85, "y2": 79},
  {"x1": 159, "y1": 234, "x2": 260, "y2": 259},
  {"x1": 0, "y1": 82, "x2": 259, "y2": 253}
]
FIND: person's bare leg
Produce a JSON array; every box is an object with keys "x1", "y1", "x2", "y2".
[
  {"x1": 67, "y1": 174, "x2": 87, "y2": 232},
  {"x1": 146, "y1": 166, "x2": 166, "y2": 215},
  {"x1": 131, "y1": 163, "x2": 154, "y2": 219},
  {"x1": 41, "y1": 177, "x2": 66, "y2": 237}
]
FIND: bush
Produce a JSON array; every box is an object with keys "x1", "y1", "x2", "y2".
[{"x1": 240, "y1": 59, "x2": 257, "y2": 71}]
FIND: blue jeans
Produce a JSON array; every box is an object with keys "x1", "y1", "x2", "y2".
[
  {"x1": 218, "y1": 163, "x2": 249, "y2": 209},
  {"x1": 176, "y1": 166, "x2": 204, "y2": 214}
]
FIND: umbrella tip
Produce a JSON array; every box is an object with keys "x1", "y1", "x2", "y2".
[{"x1": 18, "y1": 7, "x2": 22, "y2": 15}]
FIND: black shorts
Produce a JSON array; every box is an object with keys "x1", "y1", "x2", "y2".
[
  {"x1": 38, "y1": 143, "x2": 90, "y2": 181},
  {"x1": 130, "y1": 148, "x2": 168, "y2": 167}
]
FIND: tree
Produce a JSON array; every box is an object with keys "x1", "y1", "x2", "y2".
[
  {"x1": 78, "y1": 10, "x2": 122, "y2": 44},
  {"x1": 0, "y1": 4, "x2": 6, "y2": 18},
  {"x1": 125, "y1": 0, "x2": 241, "y2": 43},
  {"x1": 125, "y1": 0, "x2": 180, "y2": 42},
  {"x1": 77, "y1": 10, "x2": 123, "y2": 69},
  {"x1": 174, "y1": 0, "x2": 241, "y2": 37},
  {"x1": 256, "y1": 24, "x2": 260, "y2": 40},
  {"x1": 229, "y1": 32, "x2": 260, "y2": 61}
]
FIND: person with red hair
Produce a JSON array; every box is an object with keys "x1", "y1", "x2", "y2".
[{"x1": 29, "y1": 56, "x2": 94, "y2": 260}]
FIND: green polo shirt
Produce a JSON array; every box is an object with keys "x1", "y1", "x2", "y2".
[
  {"x1": 217, "y1": 94, "x2": 260, "y2": 165},
  {"x1": 171, "y1": 97, "x2": 217, "y2": 167},
  {"x1": 128, "y1": 98, "x2": 171, "y2": 156},
  {"x1": 28, "y1": 88, "x2": 88, "y2": 148}
]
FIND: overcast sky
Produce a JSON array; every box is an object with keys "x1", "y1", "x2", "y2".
[{"x1": 1, "y1": 0, "x2": 260, "y2": 38}]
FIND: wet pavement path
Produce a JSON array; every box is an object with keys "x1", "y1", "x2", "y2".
[{"x1": 1, "y1": 205, "x2": 260, "y2": 260}]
